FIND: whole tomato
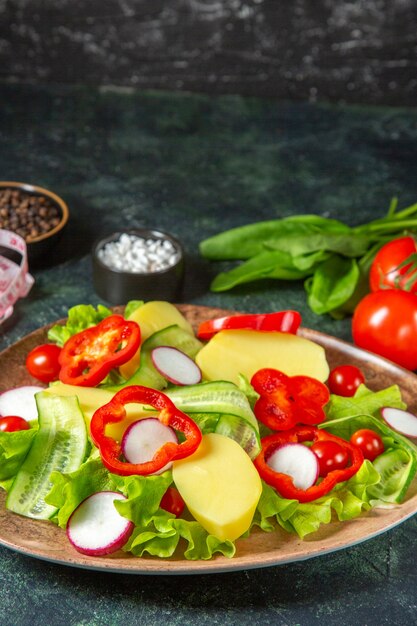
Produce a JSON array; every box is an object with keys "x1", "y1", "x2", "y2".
[
  {"x1": 352, "y1": 290, "x2": 417, "y2": 370},
  {"x1": 369, "y1": 236, "x2": 417, "y2": 292}
]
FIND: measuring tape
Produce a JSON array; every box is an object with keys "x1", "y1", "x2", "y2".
[{"x1": 0, "y1": 229, "x2": 34, "y2": 323}]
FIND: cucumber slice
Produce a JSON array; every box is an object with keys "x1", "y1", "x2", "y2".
[
  {"x1": 109, "y1": 325, "x2": 203, "y2": 391},
  {"x1": 6, "y1": 392, "x2": 88, "y2": 520},
  {"x1": 368, "y1": 448, "x2": 416, "y2": 504},
  {"x1": 165, "y1": 381, "x2": 261, "y2": 459},
  {"x1": 215, "y1": 413, "x2": 261, "y2": 460}
]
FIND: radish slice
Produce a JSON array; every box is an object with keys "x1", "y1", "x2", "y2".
[
  {"x1": 0, "y1": 386, "x2": 44, "y2": 422},
  {"x1": 121, "y1": 417, "x2": 178, "y2": 474},
  {"x1": 267, "y1": 443, "x2": 319, "y2": 490},
  {"x1": 381, "y1": 407, "x2": 417, "y2": 438},
  {"x1": 67, "y1": 491, "x2": 134, "y2": 556},
  {"x1": 151, "y1": 346, "x2": 202, "y2": 386}
]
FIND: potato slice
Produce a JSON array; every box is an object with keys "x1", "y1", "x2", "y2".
[
  {"x1": 173, "y1": 433, "x2": 262, "y2": 542},
  {"x1": 45, "y1": 382, "x2": 148, "y2": 441},
  {"x1": 195, "y1": 329, "x2": 329, "y2": 384}
]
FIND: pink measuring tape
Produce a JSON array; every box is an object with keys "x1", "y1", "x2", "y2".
[{"x1": 0, "y1": 229, "x2": 34, "y2": 323}]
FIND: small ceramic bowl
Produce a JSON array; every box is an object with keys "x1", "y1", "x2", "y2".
[
  {"x1": 92, "y1": 228, "x2": 185, "y2": 304},
  {"x1": 0, "y1": 181, "x2": 69, "y2": 265}
]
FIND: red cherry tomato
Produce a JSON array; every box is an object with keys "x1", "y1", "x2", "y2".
[
  {"x1": 328, "y1": 365, "x2": 365, "y2": 397},
  {"x1": 0, "y1": 415, "x2": 30, "y2": 432},
  {"x1": 26, "y1": 344, "x2": 62, "y2": 383},
  {"x1": 352, "y1": 290, "x2": 417, "y2": 370},
  {"x1": 311, "y1": 440, "x2": 349, "y2": 477},
  {"x1": 369, "y1": 236, "x2": 417, "y2": 293},
  {"x1": 350, "y1": 429, "x2": 384, "y2": 461},
  {"x1": 160, "y1": 487, "x2": 185, "y2": 517}
]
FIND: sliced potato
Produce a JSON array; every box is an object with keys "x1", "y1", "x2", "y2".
[
  {"x1": 173, "y1": 433, "x2": 262, "y2": 542},
  {"x1": 196, "y1": 329, "x2": 329, "y2": 384},
  {"x1": 45, "y1": 382, "x2": 148, "y2": 441}
]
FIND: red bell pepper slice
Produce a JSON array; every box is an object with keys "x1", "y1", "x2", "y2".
[
  {"x1": 59, "y1": 314, "x2": 141, "y2": 387},
  {"x1": 254, "y1": 425, "x2": 364, "y2": 502},
  {"x1": 90, "y1": 385, "x2": 202, "y2": 476},
  {"x1": 197, "y1": 310, "x2": 302, "y2": 341},
  {"x1": 251, "y1": 368, "x2": 330, "y2": 431}
]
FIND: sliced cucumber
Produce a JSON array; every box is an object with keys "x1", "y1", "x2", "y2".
[
  {"x1": 214, "y1": 413, "x2": 261, "y2": 460},
  {"x1": 368, "y1": 448, "x2": 416, "y2": 504},
  {"x1": 164, "y1": 381, "x2": 261, "y2": 459},
  {"x1": 166, "y1": 380, "x2": 258, "y2": 427},
  {"x1": 108, "y1": 325, "x2": 203, "y2": 391},
  {"x1": 6, "y1": 392, "x2": 88, "y2": 520}
]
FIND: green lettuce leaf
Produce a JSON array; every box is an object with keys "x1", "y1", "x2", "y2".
[
  {"x1": 0, "y1": 428, "x2": 37, "y2": 482},
  {"x1": 46, "y1": 455, "x2": 117, "y2": 527},
  {"x1": 325, "y1": 384, "x2": 406, "y2": 421},
  {"x1": 47, "y1": 303, "x2": 112, "y2": 346}
]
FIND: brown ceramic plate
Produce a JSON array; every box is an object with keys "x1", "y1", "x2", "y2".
[{"x1": 0, "y1": 304, "x2": 417, "y2": 575}]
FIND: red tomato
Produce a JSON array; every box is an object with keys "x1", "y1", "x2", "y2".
[
  {"x1": 328, "y1": 365, "x2": 365, "y2": 397},
  {"x1": 26, "y1": 344, "x2": 62, "y2": 383},
  {"x1": 352, "y1": 290, "x2": 417, "y2": 370},
  {"x1": 160, "y1": 487, "x2": 185, "y2": 517},
  {"x1": 0, "y1": 415, "x2": 30, "y2": 432},
  {"x1": 369, "y1": 236, "x2": 417, "y2": 293},
  {"x1": 350, "y1": 429, "x2": 384, "y2": 461},
  {"x1": 311, "y1": 440, "x2": 349, "y2": 477}
]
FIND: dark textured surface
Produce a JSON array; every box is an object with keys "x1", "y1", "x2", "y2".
[
  {"x1": 1, "y1": 0, "x2": 417, "y2": 106},
  {"x1": 1, "y1": 83, "x2": 417, "y2": 625}
]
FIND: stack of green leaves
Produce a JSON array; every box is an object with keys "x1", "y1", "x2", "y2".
[{"x1": 200, "y1": 199, "x2": 417, "y2": 318}]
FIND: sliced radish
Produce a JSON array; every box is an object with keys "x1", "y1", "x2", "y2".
[
  {"x1": 67, "y1": 491, "x2": 134, "y2": 556},
  {"x1": 121, "y1": 417, "x2": 178, "y2": 474},
  {"x1": 151, "y1": 346, "x2": 202, "y2": 386},
  {"x1": 381, "y1": 407, "x2": 417, "y2": 438},
  {"x1": 0, "y1": 386, "x2": 44, "y2": 422},
  {"x1": 266, "y1": 443, "x2": 319, "y2": 490}
]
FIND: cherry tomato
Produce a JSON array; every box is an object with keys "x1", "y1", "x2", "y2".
[
  {"x1": 328, "y1": 365, "x2": 365, "y2": 397},
  {"x1": 311, "y1": 440, "x2": 349, "y2": 477},
  {"x1": 0, "y1": 415, "x2": 30, "y2": 432},
  {"x1": 350, "y1": 429, "x2": 384, "y2": 461},
  {"x1": 352, "y1": 290, "x2": 417, "y2": 370},
  {"x1": 160, "y1": 487, "x2": 185, "y2": 517},
  {"x1": 369, "y1": 236, "x2": 417, "y2": 293},
  {"x1": 26, "y1": 344, "x2": 62, "y2": 383}
]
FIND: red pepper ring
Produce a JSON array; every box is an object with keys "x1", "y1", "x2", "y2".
[
  {"x1": 90, "y1": 385, "x2": 202, "y2": 476},
  {"x1": 59, "y1": 314, "x2": 141, "y2": 387},
  {"x1": 254, "y1": 425, "x2": 364, "y2": 503},
  {"x1": 251, "y1": 368, "x2": 330, "y2": 431},
  {"x1": 197, "y1": 310, "x2": 302, "y2": 341}
]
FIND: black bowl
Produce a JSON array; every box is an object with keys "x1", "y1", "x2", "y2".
[{"x1": 92, "y1": 228, "x2": 185, "y2": 304}]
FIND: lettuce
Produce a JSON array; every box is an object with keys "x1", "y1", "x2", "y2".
[
  {"x1": 0, "y1": 428, "x2": 37, "y2": 482},
  {"x1": 47, "y1": 303, "x2": 113, "y2": 346}
]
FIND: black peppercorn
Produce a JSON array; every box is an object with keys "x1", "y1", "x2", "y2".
[{"x1": 0, "y1": 188, "x2": 61, "y2": 241}]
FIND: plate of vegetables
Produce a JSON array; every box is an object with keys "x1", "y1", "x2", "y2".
[{"x1": 0, "y1": 301, "x2": 416, "y2": 575}]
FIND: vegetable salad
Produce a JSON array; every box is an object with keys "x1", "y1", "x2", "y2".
[{"x1": 0, "y1": 300, "x2": 416, "y2": 561}]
